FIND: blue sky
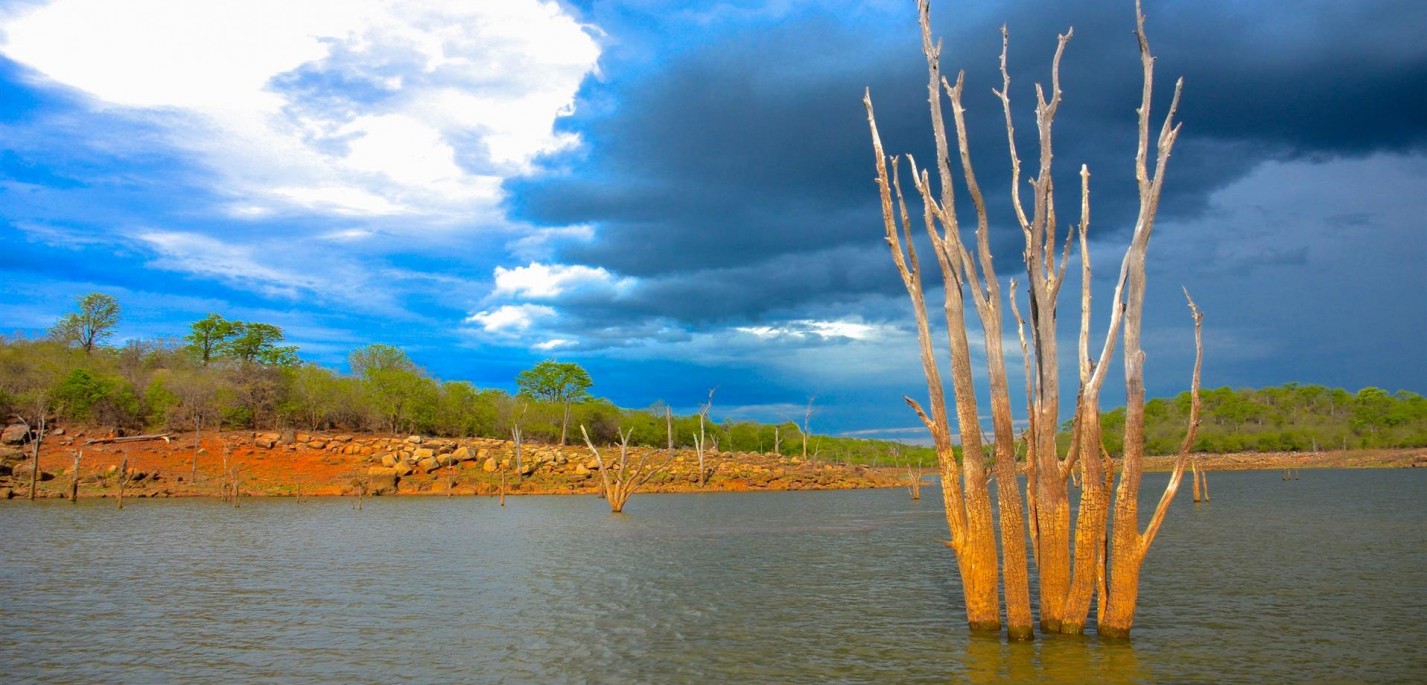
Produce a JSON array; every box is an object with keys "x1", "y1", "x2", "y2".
[{"x1": 1, "y1": 0, "x2": 1423, "y2": 440}]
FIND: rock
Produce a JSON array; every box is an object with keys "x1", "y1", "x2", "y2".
[
  {"x1": 393, "y1": 463, "x2": 415, "y2": 477},
  {"x1": 450, "y1": 446, "x2": 474, "y2": 462},
  {"x1": 379, "y1": 454, "x2": 398, "y2": 468},
  {"x1": 520, "y1": 460, "x2": 537, "y2": 477},
  {"x1": 11, "y1": 464, "x2": 54, "y2": 481},
  {"x1": 413, "y1": 448, "x2": 435, "y2": 460},
  {"x1": 482, "y1": 457, "x2": 498, "y2": 473},
  {"x1": 254, "y1": 433, "x2": 280, "y2": 449},
  {"x1": 574, "y1": 463, "x2": 591, "y2": 477},
  {"x1": 418, "y1": 456, "x2": 441, "y2": 473},
  {"x1": 2, "y1": 424, "x2": 30, "y2": 445},
  {"x1": 405, "y1": 435, "x2": 423, "y2": 445},
  {"x1": 333, "y1": 435, "x2": 353, "y2": 443},
  {"x1": 51, "y1": 427, "x2": 65, "y2": 436},
  {"x1": 295, "y1": 432, "x2": 311, "y2": 443},
  {"x1": 367, "y1": 467, "x2": 400, "y2": 495},
  {"x1": 307, "y1": 440, "x2": 328, "y2": 449}
]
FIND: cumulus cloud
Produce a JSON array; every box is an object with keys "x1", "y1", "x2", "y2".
[
  {"x1": 0, "y1": 0, "x2": 600, "y2": 220},
  {"x1": 491, "y1": 261, "x2": 635, "y2": 300},
  {"x1": 465, "y1": 303, "x2": 556, "y2": 335}
]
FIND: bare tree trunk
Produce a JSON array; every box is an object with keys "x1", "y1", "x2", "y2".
[
  {"x1": 867, "y1": 97, "x2": 999, "y2": 631},
  {"x1": 500, "y1": 471, "x2": 506, "y2": 507},
  {"x1": 801, "y1": 397, "x2": 816, "y2": 461},
  {"x1": 1102, "y1": 291, "x2": 1201, "y2": 638},
  {"x1": 26, "y1": 415, "x2": 46, "y2": 501},
  {"x1": 512, "y1": 402, "x2": 528, "y2": 477},
  {"x1": 220, "y1": 445, "x2": 230, "y2": 502},
  {"x1": 1192, "y1": 461, "x2": 1202, "y2": 502},
  {"x1": 116, "y1": 455, "x2": 128, "y2": 510},
  {"x1": 69, "y1": 449, "x2": 82, "y2": 503},
  {"x1": 696, "y1": 389, "x2": 716, "y2": 488},
  {"x1": 191, "y1": 415, "x2": 202, "y2": 485}
]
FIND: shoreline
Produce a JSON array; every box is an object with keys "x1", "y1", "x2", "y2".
[{"x1": 2, "y1": 427, "x2": 1423, "y2": 500}]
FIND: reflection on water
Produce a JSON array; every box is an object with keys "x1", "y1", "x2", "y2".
[{"x1": 1, "y1": 470, "x2": 1424, "y2": 683}]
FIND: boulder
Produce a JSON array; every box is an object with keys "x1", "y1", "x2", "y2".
[
  {"x1": 11, "y1": 464, "x2": 54, "y2": 481},
  {"x1": 307, "y1": 440, "x2": 328, "y2": 450},
  {"x1": 393, "y1": 463, "x2": 415, "y2": 477},
  {"x1": 520, "y1": 460, "x2": 538, "y2": 477},
  {"x1": 482, "y1": 457, "x2": 498, "y2": 473},
  {"x1": 573, "y1": 463, "x2": 591, "y2": 477},
  {"x1": 254, "y1": 433, "x2": 280, "y2": 449},
  {"x1": 418, "y1": 456, "x2": 441, "y2": 473},
  {"x1": 379, "y1": 454, "x2": 398, "y2": 468},
  {"x1": 450, "y1": 446, "x2": 474, "y2": 462},
  {"x1": 2, "y1": 424, "x2": 30, "y2": 445},
  {"x1": 413, "y1": 447, "x2": 435, "y2": 460},
  {"x1": 405, "y1": 435, "x2": 423, "y2": 445},
  {"x1": 367, "y1": 467, "x2": 400, "y2": 495}
]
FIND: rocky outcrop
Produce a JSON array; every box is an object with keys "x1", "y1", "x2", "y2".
[{"x1": 2, "y1": 423, "x2": 30, "y2": 445}]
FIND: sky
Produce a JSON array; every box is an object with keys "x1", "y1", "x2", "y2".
[{"x1": 1, "y1": 0, "x2": 1423, "y2": 441}]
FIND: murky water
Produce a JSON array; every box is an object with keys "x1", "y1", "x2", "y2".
[{"x1": 2, "y1": 470, "x2": 1424, "y2": 683}]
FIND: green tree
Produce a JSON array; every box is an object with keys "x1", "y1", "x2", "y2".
[
  {"x1": 348, "y1": 343, "x2": 418, "y2": 377},
  {"x1": 350, "y1": 344, "x2": 434, "y2": 434},
  {"x1": 516, "y1": 359, "x2": 593, "y2": 446},
  {"x1": 186, "y1": 314, "x2": 241, "y2": 366},
  {"x1": 222, "y1": 322, "x2": 299, "y2": 366},
  {"x1": 50, "y1": 292, "x2": 120, "y2": 355}
]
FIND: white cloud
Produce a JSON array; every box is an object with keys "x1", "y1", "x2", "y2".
[
  {"x1": 491, "y1": 262, "x2": 635, "y2": 299},
  {"x1": 465, "y1": 304, "x2": 556, "y2": 334},
  {"x1": 735, "y1": 318, "x2": 888, "y2": 342},
  {"x1": 0, "y1": 0, "x2": 600, "y2": 220}
]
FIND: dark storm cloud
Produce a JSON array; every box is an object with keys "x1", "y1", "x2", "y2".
[{"x1": 506, "y1": 0, "x2": 1427, "y2": 329}]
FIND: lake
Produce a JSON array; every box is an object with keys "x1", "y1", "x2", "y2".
[{"x1": 2, "y1": 469, "x2": 1424, "y2": 683}]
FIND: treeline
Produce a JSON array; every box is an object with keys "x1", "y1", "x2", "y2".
[
  {"x1": 0, "y1": 294, "x2": 935, "y2": 465},
  {"x1": 9, "y1": 295, "x2": 1422, "y2": 463},
  {"x1": 1092, "y1": 383, "x2": 1427, "y2": 455}
]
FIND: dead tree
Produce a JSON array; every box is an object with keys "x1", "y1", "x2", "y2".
[
  {"x1": 69, "y1": 449, "x2": 82, "y2": 502},
  {"x1": 116, "y1": 455, "x2": 129, "y2": 510},
  {"x1": 693, "y1": 388, "x2": 717, "y2": 487},
  {"x1": 866, "y1": 0, "x2": 1193, "y2": 639},
  {"x1": 905, "y1": 461, "x2": 923, "y2": 501},
  {"x1": 581, "y1": 425, "x2": 667, "y2": 514},
  {"x1": 17, "y1": 414, "x2": 46, "y2": 501},
  {"x1": 801, "y1": 397, "x2": 817, "y2": 461},
  {"x1": 511, "y1": 402, "x2": 528, "y2": 477},
  {"x1": 1192, "y1": 459, "x2": 1209, "y2": 502}
]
